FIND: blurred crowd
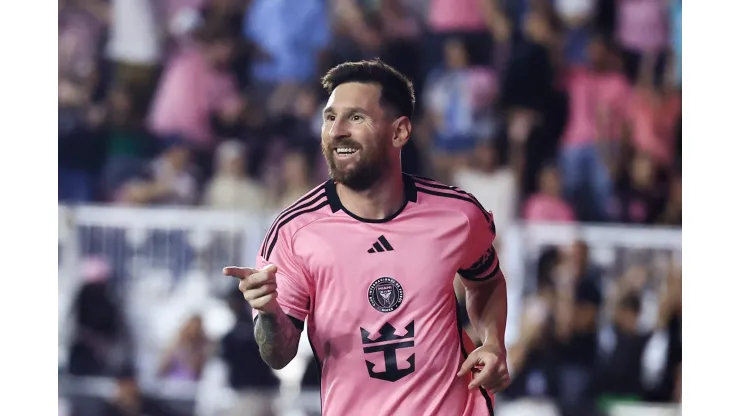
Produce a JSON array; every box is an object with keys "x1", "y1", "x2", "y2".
[
  {"x1": 59, "y1": 0, "x2": 682, "y2": 226},
  {"x1": 504, "y1": 241, "x2": 681, "y2": 416}
]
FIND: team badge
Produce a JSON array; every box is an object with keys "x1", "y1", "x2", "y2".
[{"x1": 368, "y1": 277, "x2": 404, "y2": 313}]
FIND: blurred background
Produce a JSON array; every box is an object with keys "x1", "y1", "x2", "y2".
[{"x1": 57, "y1": 0, "x2": 681, "y2": 415}]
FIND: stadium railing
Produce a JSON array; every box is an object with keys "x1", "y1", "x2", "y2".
[{"x1": 58, "y1": 205, "x2": 681, "y2": 416}]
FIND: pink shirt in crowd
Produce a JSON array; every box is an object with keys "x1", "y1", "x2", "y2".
[
  {"x1": 522, "y1": 194, "x2": 576, "y2": 223},
  {"x1": 427, "y1": 0, "x2": 488, "y2": 32},
  {"x1": 628, "y1": 89, "x2": 681, "y2": 167},
  {"x1": 148, "y1": 48, "x2": 240, "y2": 149},
  {"x1": 561, "y1": 68, "x2": 632, "y2": 147},
  {"x1": 617, "y1": 0, "x2": 668, "y2": 53},
  {"x1": 59, "y1": 7, "x2": 105, "y2": 81},
  {"x1": 253, "y1": 175, "x2": 500, "y2": 416}
]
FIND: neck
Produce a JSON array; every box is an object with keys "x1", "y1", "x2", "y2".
[{"x1": 336, "y1": 169, "x2": 405, "y2": 220}]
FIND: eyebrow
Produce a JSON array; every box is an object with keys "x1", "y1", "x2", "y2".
[{"x1": 323, "y1": 106, "x2": 369, "y2": 116}]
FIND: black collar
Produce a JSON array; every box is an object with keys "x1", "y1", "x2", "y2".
[{"x1": 324, "y1": 174, "x2": 418, "y2": 223}]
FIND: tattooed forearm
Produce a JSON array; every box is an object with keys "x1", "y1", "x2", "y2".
[{"x1": 254, "y1": 310, "x2": 301, "y2": 369}]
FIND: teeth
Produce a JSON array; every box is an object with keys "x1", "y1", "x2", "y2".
[{"x1": 336, "y1": 148, "x2": 358, "y2": 154}]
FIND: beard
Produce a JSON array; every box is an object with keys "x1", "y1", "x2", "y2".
[{"x1": 322, "y1": 140, "x2": 388, "y2": 191}]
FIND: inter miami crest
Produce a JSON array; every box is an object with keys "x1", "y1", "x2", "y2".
[{"x1": 368, "y1": 277, "x2": 404, "y2": 313}]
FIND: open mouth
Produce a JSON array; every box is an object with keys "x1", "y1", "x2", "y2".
[{"x1": 334, "y1": 147, "x2": 359, "y2": 156}]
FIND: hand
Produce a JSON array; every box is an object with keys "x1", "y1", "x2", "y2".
[
  {"x1": 223, "y1": 264, "x2": 280, "y2": 315},
  {"x1": 457, "y1": 343, "x2": 510, "y2": 393}
]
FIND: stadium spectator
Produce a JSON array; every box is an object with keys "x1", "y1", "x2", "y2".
[
  {"x1": 221, "y1": 289, "x2": 280, "y2": 416},
  {"x1": 554, "y1": 0, "x2": 597, "y2": 65},
  {"x1": 115, "y1": 138, "x2": 199, "y2": 205},
  {"x1": 68, "y1": 257, "x2": 128, "y2": 377},
  {"x1": 271, "y1": 149, "x2": 315, "y2": 210},
  {"x1": 615, "y1": 0, "x2": 668, "y2": 84},
  {"x1": 106, "y1": 0, "x2": 165, "y2": 113},
  {"x1": 424, "y1": 38, "x2": 497, "y2": 179},
  {"x1": 203, "y1": 140, "x2": 267, "y2": 212},
  {"x1": 550, "y1": 243, "x2": 603, "y2": 416},
  {"x1": 643, "y1": 264, "x2": 682, "y2": 403},
  {"x1": 558, "y1": 35, "x2": 631, "y2": 221},
  {"x1": 506, "y1": 261, "x2": 558, "y2": 400},
  {"x1": 425, "y1": 0, "x2": 504, "y2": 71},
  {"x1": 157, "y1": 315, "x2": 211, "y2": 381},
  {"x1": 148, "y1": 25, "x2": 243, "y2": 150},
  {"x1": 610, "y1": 152, "x2": 665, "y2": 224},
  {"x1": 243, "y1": 0, "x2": 330, "y2": 108},
  {"x1": 99, "y1": 85, "x2": 157, "y2": 200},
  {"x1": 595, "y1": 292, "x2": 650, "y2": 405},
  {"x1": 453, "y1": 143, "x2": 518, "y2": 236},
  {"x1": 628, "y1": 78, "x2": 682, "y2": 169},
  {"x1": 499, "y1": 4, "x2": 563, "y2": 197},
  {"x1": 522, "y1": 164, "x2": 576, "y2": 223}
]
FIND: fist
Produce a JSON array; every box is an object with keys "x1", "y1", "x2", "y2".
[{"x1": 223, "y1": 264, "x2": 280, "y2": 314}]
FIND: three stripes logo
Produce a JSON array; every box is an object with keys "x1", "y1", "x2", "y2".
[{"x1": 367, "y1": 235, "x2": 394, "y2": 253}]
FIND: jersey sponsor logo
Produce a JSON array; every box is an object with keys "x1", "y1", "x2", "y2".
[
  {"x1": 368, "y1": 277, "x2": 404, "y2": 313},
  {"x1": 360, "y1": 321, "x2": 416, "y2": 382}
]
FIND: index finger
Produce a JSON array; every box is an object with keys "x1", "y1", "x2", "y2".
[
  {"x1": 223, "y1": 266, "x2": 259, "y2": 280},
  {"x1": 457, "y1": 353, "x2": 478, "y2": 377}
]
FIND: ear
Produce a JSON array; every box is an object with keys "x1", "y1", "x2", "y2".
[{"x1": 391, "y1": 116, "x2": 412, "y2": 148}]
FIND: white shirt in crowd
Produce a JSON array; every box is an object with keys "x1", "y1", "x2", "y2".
[{"x1": 106, "y1": 0, "x2": 164, "y2": 65}]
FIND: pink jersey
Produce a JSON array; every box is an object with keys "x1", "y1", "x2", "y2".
[{"x1": 253, "y1": 174, "x2": 502, "y2": 416}]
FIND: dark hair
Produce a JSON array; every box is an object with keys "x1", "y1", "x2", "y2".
[{"x1": 321, "y1": 58, "x2": 416, "y2": 118}]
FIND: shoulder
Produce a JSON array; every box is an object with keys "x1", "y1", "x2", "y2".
[
  {"x1": 260, "y1": 181, "x2": 333, "y2": 260},
  {"x1": 409, "y1": 174, "x2": 494, "y2": 229}
]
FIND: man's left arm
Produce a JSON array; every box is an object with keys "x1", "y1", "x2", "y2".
[
  {"x1": 458, "y1": 245, "x2": 507, "y2": 353},
  {"x1": 456, "y1": 208, "x2": 510, "y2": 391}
]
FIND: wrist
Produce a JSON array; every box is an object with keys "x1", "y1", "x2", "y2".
[{"x1": 483, "y1": 337, "x2": 506, "y2": 354}]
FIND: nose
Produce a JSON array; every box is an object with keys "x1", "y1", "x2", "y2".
[{"x1": 327, "y1": 118, "x2": 351, "y2": 143}]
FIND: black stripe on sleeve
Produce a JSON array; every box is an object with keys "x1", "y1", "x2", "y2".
[
  {"x1": 413, "y1": 180, "x2": 493, "y2": 230},
  {"x1": 264, "y1": 200, "x2": 330, "y2": 260},
  {"x1": 466, "y1": 262, "x2": 501, "y2": 282},
  {"x1": 458, "y1": 246, "x2": 497, "y2": 280},
  {"x1": 260, "y1": 187, "x2": 326, "y2": 257},
  {"x1": 261, "y1": 193, "x2": 327, "y2": 258}
]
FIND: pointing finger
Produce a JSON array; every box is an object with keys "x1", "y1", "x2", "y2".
[{"x1": 223, "y1": 266, "x2": 259, "y2": 279}]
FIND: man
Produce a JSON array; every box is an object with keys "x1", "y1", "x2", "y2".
[{"x1": 224, "y1": 59, "x2": 509, "y2": 415}]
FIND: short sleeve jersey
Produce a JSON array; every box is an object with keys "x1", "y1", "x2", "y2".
[{"x1": 254, "y1": 174, "x2": 503, "y2": 416}]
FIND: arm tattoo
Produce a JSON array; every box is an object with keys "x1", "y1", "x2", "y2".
[{"x1": 254, "y1": 310, "x2": 301, "y2": 369}]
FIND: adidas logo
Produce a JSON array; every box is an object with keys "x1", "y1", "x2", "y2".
[{"x1": 367, "y1": 235, "x2": 394, "y2": 253}]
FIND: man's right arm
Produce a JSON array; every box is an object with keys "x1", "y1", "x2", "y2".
[
  {"x1": 250, "y1": 226, "x2": 313, "y2": 370},
  {"x1": 254, "y1": 310, "x2": 302, "y2": 370}
]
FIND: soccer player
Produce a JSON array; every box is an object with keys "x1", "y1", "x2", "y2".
[{"x1": 224, "y1": 59, "x2": 509, "y2": 415}]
